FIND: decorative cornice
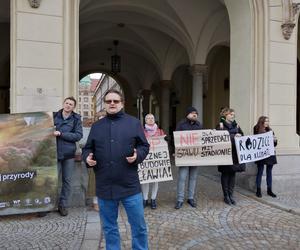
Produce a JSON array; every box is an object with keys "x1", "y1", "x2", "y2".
[{"x1": 28, "y1": 0, "x2": 42, "y2": 8}]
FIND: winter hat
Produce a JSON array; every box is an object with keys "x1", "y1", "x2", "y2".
[{"x1": 186, "y1": 106, "x2": 198, "y2": 117}]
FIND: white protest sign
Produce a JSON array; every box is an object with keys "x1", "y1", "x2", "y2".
[
  {"x1": 234, "y1": 131, "x2": 275, "y2": 164},
  {"x1": 138, "y1": 136, "x2": 173, "y2": 184},
  {"x1": 174, "y1": 129, "x2": 233, "y2": 166}
]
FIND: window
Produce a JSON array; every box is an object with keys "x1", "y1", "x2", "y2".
[
  {"x1": 84, "y1": 97, "x2": 88, "y2": 102},
  {"x1": 84, "y1": 104, "x2": 89, "y2": 109},
  {"x1": 83, "y1": 111, "x2": 88, "y2": 117}
]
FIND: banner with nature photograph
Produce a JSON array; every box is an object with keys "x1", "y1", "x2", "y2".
[{"x1": 0, "y1": 112, "x2": 58, "y2": 215}]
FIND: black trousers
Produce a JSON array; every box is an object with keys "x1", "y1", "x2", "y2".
[{"x1": 221, "y1": 172, "x2": 236, "y2": 197}]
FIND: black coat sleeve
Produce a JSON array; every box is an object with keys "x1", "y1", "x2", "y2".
[
  {"x1": 135, "y1": 122, "x2": 150, "y2": 164},
  {"x1": 82, "y1": 125, "x2": 95, "y2": 167}
]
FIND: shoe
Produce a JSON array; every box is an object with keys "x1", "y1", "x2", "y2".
[
  {"x1": 143, "y1": 200, "x2": 148, "y2": 208},
  {"x1": 229, "y1": 195, "x2": 236, "y2": 205},
  {"x1": 224, "y1": 195, "x2": 231, "y2": 205},
  {"x1": 187, "y1": 199, "x2": 197, "y2": 208},
  {"x1": 175, "y1": 201, "x2": 183, "y2": 209},
  {"x1": 267, "y1": 188, "x2": 277, "y2": 198},
  {"x1": 256, "y1": 187, "x2": 262, "y2": 198},
  {"x1": 150, "y1": 199, "x2": 157, "y2": 209},
  {"x1": 58, "y1": 206, "x2": 68, "y2": 216}
]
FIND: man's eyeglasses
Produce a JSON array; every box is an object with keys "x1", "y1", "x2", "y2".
[{"x1": 104, "y1": 99, "x2": 121, "y2": 104}]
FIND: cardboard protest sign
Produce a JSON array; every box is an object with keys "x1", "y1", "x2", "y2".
[
  {"x1": 174, "y1": 129, "x2": 233, "y2": 166},
  {"x1": 138, "y1": 136, "x2": 173, "y2": 184},
  {"x1": 234, "y1": 131, "x2": 275, "y2": 164},
  {"x1": 0, "y1": 112, "x2": 58, "y2": 215}
]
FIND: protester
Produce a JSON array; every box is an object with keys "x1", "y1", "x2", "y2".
[
  {"x1": 216, "y1": 107, "x2": 245, "y2": 205},
  {"x1": 82, "y1": 89, "x2": 149, "y2": 250},
  {"x1": 253, "y1": 116, "x2": 277, "y2": 198},
  {"x1": 174, "y1": 107, "x2": 203, "y2": 209},
  {"x1": 54, "y1": 96, "x2": 83, "y2": 216},
  {"x1": 141, "y1": 113, "x2": 165, "y2": 209}
]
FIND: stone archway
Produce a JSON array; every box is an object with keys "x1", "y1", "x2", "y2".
[{"x1": 204, "y1": 46, "x2": 230, "y2": 129}]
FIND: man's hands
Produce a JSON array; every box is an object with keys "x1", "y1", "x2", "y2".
[
  {"x1": 53, "y1": 131, "x2": 61, "y2": 136},
  {"x1": 126, "y1": 149, "x2": 137, "y2": 163},
  {"x1": 86, "y1": 153, "x2": 97, "y2": 167},
  {"x1": 86, "y1": 149, "x2": 137, "y2": 167}
]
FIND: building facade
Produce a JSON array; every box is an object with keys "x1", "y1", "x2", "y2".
[{"x1": 1, "y1": 0, "x2": 300, "y2": 192}]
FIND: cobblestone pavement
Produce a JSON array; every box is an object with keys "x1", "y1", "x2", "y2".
[
  {"x1": 108, "y1": 175, "x2": 300, "y2": 250},
  {"x1": 1, "y1": 174, "x2": 300, "y2": 250},
  {"x1": 0, "y1": 208, "x2": 87, "y2": 250}
]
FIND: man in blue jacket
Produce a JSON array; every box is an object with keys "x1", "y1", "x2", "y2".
[
  {"x1": 83, "y1": 90, "x2": 150, "y2": 250},
  {"x1": 54, "y1": 96, "x2": 83, "y2": 216},
  {"x1": 175, "y1": 107, "x2": 203, "y2": 209}
]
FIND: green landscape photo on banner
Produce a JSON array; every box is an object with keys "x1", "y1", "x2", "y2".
[{"x1": 0, "y1": 112, "x2": 58, "y2": 215}]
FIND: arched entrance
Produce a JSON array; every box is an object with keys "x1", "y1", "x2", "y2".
[{"x1": 204, "y1": 46, "x2": 230, "y2": 129}]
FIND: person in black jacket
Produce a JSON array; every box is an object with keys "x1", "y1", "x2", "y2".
[
  {"x1": 54, "y1": 96, "x2": 83, "y2": 216},
  {"x1": 174, "y1": 107, "x2": 203, "y2": 209},
  {"x1": 253, "y1": 116, "x2": 277, "y2": 198},
  {"x1": 216, "y1": 107, "x2": 245, "y2": 205},
  {"x1": 82, "y1": 90, "x2": 150, "y2": 250}
]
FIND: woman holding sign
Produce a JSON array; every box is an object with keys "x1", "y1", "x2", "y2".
[
  {"x1": 253, "y1": 116, "x2": 277, "y2": 198},
  {"x1": 217, "y1": 107, "x2": 245, "y2": 205},
  {"x1": 142, "y1": 113, "x2": 165, "y2": 209}
]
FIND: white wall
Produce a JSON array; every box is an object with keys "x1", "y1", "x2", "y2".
[{"x1": 11, "y1": 0, "x2": 79, "y2": 113}]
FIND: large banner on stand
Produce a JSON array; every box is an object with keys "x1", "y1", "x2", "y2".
[
  {"x1": 174, "y1": 129, "x2": 233, "y2": 166},
  {"x1": 138, "y1": 136, "x2": 173, "y2": 184},
  {"x1": 0, "y1": 112, "x2": 58, "y2": 216}
]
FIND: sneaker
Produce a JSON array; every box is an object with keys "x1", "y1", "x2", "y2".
[
  {"x1": 187, "y1": 199, "x2": 197, "y2": 208},
  {"x1": 58, "y1": 206, "x2": 68, "y2": 216},
  {"x1": 175, "y1": 201, "x2": 183, "y2": 209}
]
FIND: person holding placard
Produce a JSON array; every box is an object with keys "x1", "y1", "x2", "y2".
[
  {"x1": 253, "y1": 116, "x2": 277, "y2": 198},
  {"x1": 142, "y1": 113, "x2": 165, "y2": 209},
  {"x1": 175, "y1": 107, "x2": 203, "y2": 209},
  {"x1": 216, "y1": 107, "x2": 245, "y2": 205}
]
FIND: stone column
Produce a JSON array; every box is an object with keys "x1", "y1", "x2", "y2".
[
  {"x1": 160, "y1": 80, "x2": 171, "y2": 134},
  {"x1": 190, "y1": 64, "x2": 207, "y2": 123},
  {"x1": 10, "y1": 0, "x2": 79, "y2": 113}
]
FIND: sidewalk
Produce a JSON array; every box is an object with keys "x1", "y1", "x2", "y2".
[{"x1": 1, "y1": 174, "x2": 300, "y2": 250}]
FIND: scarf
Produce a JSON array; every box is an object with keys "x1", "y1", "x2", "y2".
[{"x1": 145, "y1": 123, "x2": 158, "y2": 136}]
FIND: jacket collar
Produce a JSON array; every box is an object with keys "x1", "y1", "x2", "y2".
[{"x1": 106, "y1": 110, "x2": 125, "y2": 120}]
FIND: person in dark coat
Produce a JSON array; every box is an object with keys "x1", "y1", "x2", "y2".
[
  {"x1": 216, "y1": 107, "x2": 245, "y2": 205},
  {"x1": 174, "y1": 107, "x2": 203, "y2": 209},
  {"x1": 253, "y1": 116, "x2": 277, "y2": 198},
  {"x1": 54, "y1": 96, "x2": 83, "y2": 216},
  {"x1": 82, "y1": 89, "x2": 150, "y2": 250}
]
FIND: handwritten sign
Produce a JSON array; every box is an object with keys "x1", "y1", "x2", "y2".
[
  {"x1": 174, "y1": 129, "x2": 233, "y2": 166},
  {"x1": 138, "y1": 136, "x2": 173, "y2": 184},
  {"x1": 235, "y1": 131, "x2": 275, "y2": 163}
]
